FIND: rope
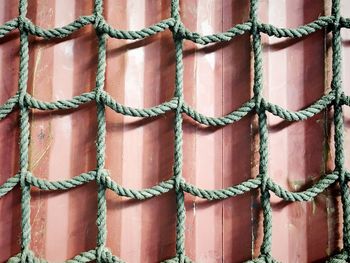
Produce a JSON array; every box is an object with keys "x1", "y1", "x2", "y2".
[
  {"x1": 93, "y1": 1, "x2": 108, "y2": 262},
  {"x1": 0, "y1": 0, "x2": 349, "y2": 261},
  {"x1": 331, "y1": 0, "x2": 350, "y2": 259}
]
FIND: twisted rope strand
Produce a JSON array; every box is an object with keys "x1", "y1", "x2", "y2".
[
  {"x1": 259, "y1": 16, "x2": 334, "y2": 38},
  {"x1": 0, "y1": 170, "x2": 342, "y2": 203},
  {"x1": 2, "y1": 14, "x2": 349, "y2": 42},
  {"x1": 0, "y1": 89, "x2": 340, "y2": 124},
  {"x1": 93, "y1": 1, "x2": 110, "y2": 261},
  {"x1": 0, "y1": 18, "x2": 19, "y2": 38},
  {"x1": 331, "y1": 0, "x2": 350, "y2": 259},
  {"x1": 17, "y1": 0, "x2": 32, "y2": 261},
  {"x1": 250, "y1": 0, "x2": 273, "y2": 260},
  {"x1": 171, "y1": 1, "x2": 186, "y2": 262},
  {"x1": 1, "y1": 0, "x2": 350, "y2": 261},
  {"x1": 0, "y1": 174, "x2": 20, "y2": 197}
]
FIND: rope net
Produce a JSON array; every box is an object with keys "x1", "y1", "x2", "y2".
[{"x1": 0, "y1": 0, "x2": 349, "y2": 262}]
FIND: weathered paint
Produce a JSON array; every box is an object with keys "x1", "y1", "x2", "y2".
[
  {"x1": 0, "y1": 0, "x2": 347, "y2": 262},
  {"x1": 265, "y1": 0, "x2": 328, "y2": 262}
]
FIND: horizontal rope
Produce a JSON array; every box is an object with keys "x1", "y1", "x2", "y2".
[
  {"x1": 1, "y1": 15, "x2": 350, "y2": 43},
  {"x1": 7, "y1": 248, "x2": 124, "y2": 263},
  {"x1": 26, "y1": 92, "x2": 95, "y2": 110},
  {"x1": 102, "y1": 175, "x2": 174, "y2": 200},
  {"x1": 0, "y1": 170, "x2": 343, "y2": 202},
  {"x1": 259, "y1": 16, "x2": 334, "y2": 38},
  {"x1": 102, "y1": 91, "x2": 178, "y2": 117},
  {"x1": 26, "y1": 171, "x2": 96, "y2": 190},
  {"x1": 103, "y1": 18, "x2": 176, "y2": 39},
  {"x1": 182, "y1": 99, "x2": 255, "y2": 126},
  {"x1": 264, "y1": 91, "x2": 335, "y2": 121},
  {"x1": 341, "y1": 94, "x2": 350, "y2": 106},
  {"x1": 23, "y1": 15, "x2": 95, "y2": 39},
  {"x1": 0, "y1": 174, "x2": 19, "y2": 198},
  {"x1": 0, "y1": 94, "x2": 19, "y2": 120},
  {"x1": 181, "y1": 178, "x2": 261, "y2": 200},
  {"x1": 0, "y1": 18, "x2": 18, "y2": 38},
  {"x1": 267, "y1": 173, "x2": 339, "y2": 201},
  {"x1": 341, "y1": 17, "x2": 350, "y2": 28},
  {"x1": 181, "y1": 22, "x2": 252, "y2": 44},
  {"x1": 2, "y1": 1, "x2": 350, "y2": 261},
  {"x1": 0, "y1": 90, "x2": 342, "y2": 127}
]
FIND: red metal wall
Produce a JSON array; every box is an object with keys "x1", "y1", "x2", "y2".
[{"x1": 0, "y1": 0, "x2": 348, "y2": 262}]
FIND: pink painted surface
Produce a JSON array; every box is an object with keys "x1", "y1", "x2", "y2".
[
  {"x1": 0, "y1": 0, "x2": 347, "y2": 262},
  {"x1": 264, "y1": 1, "x2": 329, "y2": 262}
]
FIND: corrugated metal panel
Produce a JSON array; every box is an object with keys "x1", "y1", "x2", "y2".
[{"x1": 0, "y1": 0, "x2": 346, "y2": 262}]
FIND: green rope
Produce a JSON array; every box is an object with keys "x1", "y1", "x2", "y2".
[
  {"x1": 0, "y1": 0, "x2": 349, "y2": 261},
  {"x1": 250, "y1": 0, "x2": 273, "y2": 260},
  {"x1": 93, "y1": 0, "x2": 109, "y2": 262},
  {"x1": 171, "y1": 1, "x2": 186, "y2": 262},
  {"x1": 17, "y1": 0, "x2": 31, "y2": 262},
  {"x1": 330, "y1": 0, "x2": 350, "y2": 261}
]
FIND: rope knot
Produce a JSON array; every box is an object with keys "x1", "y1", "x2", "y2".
[
  {"x1": 94, "y1": 14, "x2": 106, "y2": 33},
  {"x1": 174, "y1": 176, "x2": 182, "y2": 191},
  {"x1": 254, "y1": 95, "x2": 263, "y2": 114},
  {"x1": 20, "y1": 169, "x2": 30, "y2": 187},
  {"x1": 17, "y1": 16, "x2": 29, "y2": 31},
  {"x1": 259, "y1": 97, "x2": 267, "y2": 112},
  {"x1": 19, "y1": 249, "x2": 34, "y2": 263},
  {"x1": 334, "y1": 21, "x2": 340, "y2": 30},
  {"x1": 177, "y1": 252, "x2": 186, "y2": 263},
  {"x1": 96, "y1": 169, "x2": 109, "y2": 185},
  {"x1": 22, "y1": 170, "x2": 32, "y2": 185},
  {"x1": 176, "y1": 96, "x2": 184, "y2": 112},
  {"x1": 333, "y1": 15, "x2": 341, "y2": 31},
  {"x1": 249, "y1": 14, "x2": 260, "y2": 36},
  {"x1": 339, "y1": 169, "x2": 346, "y2": 183},
  {"x1": 17, "y1": 91, "x2": 27, "y2": 108},
  {"x1": 95, "y1": 89, "x2": 105, "y2": 105},
  {"x1": 260, "y1": 173, "x2": 268, "y2": 192},
  {"x1": 172, "y1": 20, "x2": 185, "y2": 40},
  {"x1": 332, "y1": 80, "x2": 343, "y2": 105},
  {"x1": 253, "y1": 253, "x2": 274, "y2": 263},
  {"x1": 339, "y1": 91, "x2": 346, "y2": 105},
  {"x1": 97, "y1": 246, "x2": 113, "y2": 263}
]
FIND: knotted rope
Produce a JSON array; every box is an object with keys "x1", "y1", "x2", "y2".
[{"x1": 0, "y1": 0, "x2": 349, "y2": 262}]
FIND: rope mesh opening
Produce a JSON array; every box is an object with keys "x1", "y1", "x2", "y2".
[{"x1": 0, "y1": 0, "x2": 349, "y2": 262}]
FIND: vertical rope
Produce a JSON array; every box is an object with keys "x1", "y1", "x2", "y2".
[
  {"x1": 94, "y1": 0, "x2": 108, "y2": 261},
  {"x1": 250, "y1": 0, "x2": 272, "y2": 259},
  {"x1": 18, "y1": 0, "x2": 31, "y2": 261},
  {"x1": 331, "y1": 0, "x2": 350, "y2": 255},
  {"x1": 1, "y1": 0, "x2": 349, "y2": 262},
  {"x1": 171, "y1": 0, "x2": 186, "y2": 262}
]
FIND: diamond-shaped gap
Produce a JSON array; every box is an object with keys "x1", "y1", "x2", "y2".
[
  {"x1": 25, "y1": 1, "x2": 99, "y2": 261},
  {"x1": 103, "y1": 1, "x2": 177, "y2": 262},
  {"x1": 264, "y1": 0, "x2": 330, "y2": 262}
]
